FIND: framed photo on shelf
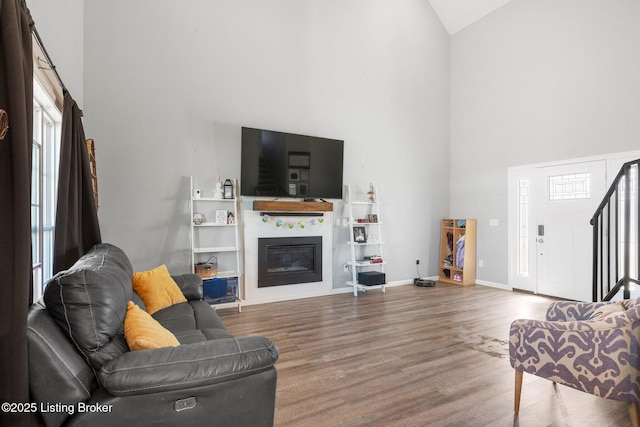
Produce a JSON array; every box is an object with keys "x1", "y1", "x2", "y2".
[
  {"x1": 215, "y1": 210, "x2": 228, "y2": 224},
  {"x1": 367, "y1": 214, "x2": 378, "y2": 223},
  {"x1": 353, "y1": 226, "x2": 367, "y2": 243}
]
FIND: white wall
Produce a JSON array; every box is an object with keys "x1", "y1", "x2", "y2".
[
  {"x1": 82, "y1": 0, "x2": 451, "y2": 287},
  {"x1": 450, "y1": 0, "x2": 640, "y2": 285},
  {"x1": 28, "y1": 0, "x2": 84, "y2": 108}
]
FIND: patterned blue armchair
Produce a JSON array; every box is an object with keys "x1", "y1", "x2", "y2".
[{"x1": 509, "y1": 297, "x2": 640, "y2": 426}]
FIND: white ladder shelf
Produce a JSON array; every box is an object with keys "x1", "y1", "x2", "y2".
[
  {"x1": 345, "y1": 184, "x2": 386, "y2": 296},
  {"x1": 189, "y1": 177, "x2": 242, "y2": 312}
]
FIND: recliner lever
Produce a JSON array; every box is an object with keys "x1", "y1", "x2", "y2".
[{"x1": 174, "y1": 397, "x2": 197, "y2": 412}]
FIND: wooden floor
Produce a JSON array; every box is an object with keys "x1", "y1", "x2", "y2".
[{"x1": 219, "y1": 283, "x2": 632, "y2": 427}]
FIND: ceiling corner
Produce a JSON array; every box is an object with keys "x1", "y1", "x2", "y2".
[{"x1": 429, "y1": 0, "x2": 513, "y2": 35}]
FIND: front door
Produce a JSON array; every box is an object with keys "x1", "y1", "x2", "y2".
[
  {"x1": 535, "y1": 161, "x2": 606, "y2": 301},
  {"x1": 509, "y1": 160, "x2": 606, "y2": 301}
]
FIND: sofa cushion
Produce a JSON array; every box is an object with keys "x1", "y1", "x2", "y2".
[
  {"x1": 152, "y1": 301, "x2": 231, "y2": 343},
  {"x1": 99, "y1": 336, "x2": 280, "y2": 396},
  {"x1": 152, "y1": 302, "x2": 197, "y2": 332},
  {"x1": 589, "y1": 302, "x2": 626, "y2": 320},
  {"x1": 189, "y1": 300, "x2": 229, "y2": 330},
  {"x1": 124, "y1": 302, "x2": 180, "y2": 350},
  {"x1": 44, "y1": 243, "x2": 132, "y2": 370},
  {"x1": 132, "y1": 264, "x2": 187, "y2": 315}
]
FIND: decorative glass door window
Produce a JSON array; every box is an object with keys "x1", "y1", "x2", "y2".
[
  {"x1": 548, "y1": 173, "x2": 591, "y2": 200},
  {"x1": 517, "y1": 179, "x2": 530, "y2": 277}
]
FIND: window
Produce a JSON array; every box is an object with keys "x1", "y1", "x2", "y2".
[
  {"x1": 517, "y1": 178, "x2": 529, "y2": 276},
  {"x1": 32, "y1": 77, "x2": 61, "y2": 300},
  {"x1": 548, "y1": 173, "x2": 591, "y2": 201}
]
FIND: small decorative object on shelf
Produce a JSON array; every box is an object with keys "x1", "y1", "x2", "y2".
[
  {"x1": 227, "y1": 212, "x2": 235, "y2": 224},
  {"x1": 194, "y1": 188, "x2": 201, "y2": 199},
  {"x1": 194, "y1": 256, "x2": 218, "y2": 279},
  {"x1": 223, "y1": 179, "x2": 233, "y2": 199},
  {"x1": 368, "y1": 214, "x2": 378, "y2": 223},
  {"x1": 193, "y1": 213, "x2": 204, "y2": 225},
  {"x1": 213, "y1": 176, "x2": 223, "y2": 199},
  {"x1": 366, "y1": 182, "x2": 375, "y2": 202},
  {"x1": 353, "y1": 226, "x2": 367, "y2": 243}
]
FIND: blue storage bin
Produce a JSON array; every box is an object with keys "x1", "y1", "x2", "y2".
[
  {"x1": 204, "y1": 278, "x2": 227, "y2": 299},
  {"x1": 203, "y1": 277, "x2": 238, "y2": 304}
]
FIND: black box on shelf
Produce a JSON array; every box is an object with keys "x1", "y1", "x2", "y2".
[{"x1": 358, "y1": 271, "x2": 386, "y2": 286}]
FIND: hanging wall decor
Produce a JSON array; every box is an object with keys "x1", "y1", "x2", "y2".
[
  {"x1": 0, "y1": 109, "x2": 8, "y2": 140},
  {"x1": 86, "y1": 139, "x2": 98, "y2": 210},
  {"x1": 261, "y1": 214, "x2": 324, "y2": 230}
]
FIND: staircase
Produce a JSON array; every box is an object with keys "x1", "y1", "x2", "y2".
[{"x1": 591, "y1": 159, "x2": 640, "y2": 301}]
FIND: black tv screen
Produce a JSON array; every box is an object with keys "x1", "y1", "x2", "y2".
[{"x1": 241, "y1": 127, "x2": 344, "y2": 199}]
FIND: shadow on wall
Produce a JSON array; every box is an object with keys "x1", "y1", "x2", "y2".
[{"x1": 159, "y1": 176, "x2": 192, "y2": 274}]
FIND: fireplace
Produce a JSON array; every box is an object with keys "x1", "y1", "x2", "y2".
[{"x1": 258, "y1": 236, "x2": 322, "y2": 287}]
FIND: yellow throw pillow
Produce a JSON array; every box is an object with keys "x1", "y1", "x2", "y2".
[
  {"x1": 124, "y1": 301, "x2": 180, "y2": 351},
  {"x1": 132, "y1": 264, "x2": 187, "y2": 315}
]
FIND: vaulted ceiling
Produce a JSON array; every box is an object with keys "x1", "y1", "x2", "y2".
[{"x1": 429, "y1": 0, "x2": 513, "y2": 34}]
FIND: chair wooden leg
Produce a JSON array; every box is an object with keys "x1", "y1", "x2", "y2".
[
  {"x1": 515, "y1": 370, "x2": 523, "y2": 414},
  {"x1": 628, "y1": 402, "x2": 640, "y2": 427}
]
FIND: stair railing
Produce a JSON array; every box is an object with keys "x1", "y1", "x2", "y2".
[{"x1": 590, "y1": 159, "x2": 640, "y2": 301}]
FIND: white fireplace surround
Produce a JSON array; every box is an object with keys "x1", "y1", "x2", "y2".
[{"x1": 243, "y1": 210, "x2": 333, "y2": 304}]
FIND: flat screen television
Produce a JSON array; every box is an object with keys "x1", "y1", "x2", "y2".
[{"x1": 241, "y1": 127, "x2": 344, "y2": 199}]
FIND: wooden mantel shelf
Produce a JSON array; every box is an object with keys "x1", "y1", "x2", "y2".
[{"x1": 253, "y1": 200, "x2": 334, "y2": 212}]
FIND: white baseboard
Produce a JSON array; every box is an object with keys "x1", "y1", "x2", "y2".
[
  {"x1": 416, "y1": 276, "x2": 512, "y2": 291},
  {"x1": 331, "y1": 279, "x2": 414, "y2": 295},
  {"x1": 476, "y1": 279, "x2": 512, "y2": 291},
  {"x1": 239, "y1": 277, "x2": 512, "y2": 306}
]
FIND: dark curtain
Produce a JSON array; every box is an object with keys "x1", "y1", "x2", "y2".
[
  {"x1": 0, "y1": 0, "x2": 34, "y2": 425},
  {"x1": 53, "y1": 91, "x2": 101, "y2": 273}
]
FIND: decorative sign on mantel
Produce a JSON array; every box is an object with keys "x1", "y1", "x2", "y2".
[{"x1": 261, "y1": 214, "x2": 325, "y2": 229}]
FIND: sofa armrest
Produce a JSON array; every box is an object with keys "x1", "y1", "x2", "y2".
[
  {"x1": 172, "y1": 273, "x2": 203, "y2": 300},
  {"x1": 99, "y1": 336, "x2": 278, "y2": 396}
]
